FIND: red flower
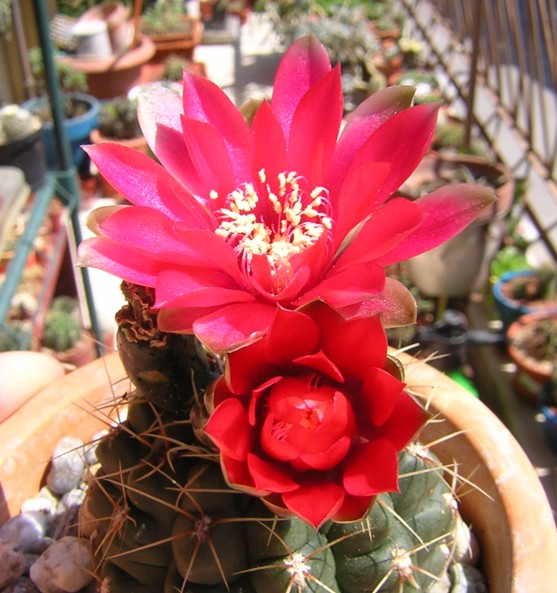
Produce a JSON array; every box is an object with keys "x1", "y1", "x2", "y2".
[
  {"x1": 79, "y1": 35, "x2": 495, "y2": 352},
  {"x1": 203, "y1": 302, "x2": 427, "y2": 528}
]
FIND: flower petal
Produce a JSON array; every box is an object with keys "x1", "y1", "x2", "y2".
[
  {"x1": 193, "y1": 302, "x2": 276, "y2": 353},
  {"x1": 282, "y1": 477, "x2": 345, "y2": 528},
  {"x1": 377, "y1": 184, "x2": 497, "y2": 265},
  {"x1": 288, "y1": 66, "x2": 343, "y2": 185},
  {"x1": 343, "y1": 440, "x2": 399, "y2": 496},
  {"x1": 182, "y1": 71, "x2": 253, "y2": 185},
  {"x1": 204, "y1": 398, "x2": 251, "y2": 461},
  {"x1": 329, "y1": 85, "x2": 416, "y2": 191},
  {"x1": 247, "y1": 453, "x2": 299, "y2": 493},
  {"x1": 84, "y1": 143, "x2": 212, "y2": 227},
  {"x1": 271, "y1": 34, "x2": 332, "y2": 141},
  {"x1": 265, "y1": 307, "x2": 320, "y2": 365},
  {"x1": 295, "y1": 262, "x2": 385, "y2": 309},
  {"x1": 137, "y1": 84, "x2": 205, "y2": 196},
  {"x1": 361, "y1": 367, "x2": 407, "y2": 426},
  {"x1": 78, "y1": 237, "x2": 158, "y2": 286}
]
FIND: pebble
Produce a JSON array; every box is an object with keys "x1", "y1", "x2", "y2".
[
  {"x1": 0, "y1": 538, "x2": 26, "y2": 588},
  {"x1": 452, "y1": 514, "x2": 481, "y2": 565},
  {"x1": 46, "y1": 438, "x2": 86, "y2": 496},
  {"x1": 0, "y1": 512, "x2": 49, "y2": 553},
  {"x1": 450, "y1": 562, "x2": 489, "y2": 593},
  {"x1": 29, "y1": 536, "x2": 94, "y2": 593},
  {"x1": 2, "y1": 577, "x2": 41, "y2": 593}
]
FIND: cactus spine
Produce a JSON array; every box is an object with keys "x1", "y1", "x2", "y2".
[{"x1": 81, "y1": 283, "x2": 467, "y2": 593}]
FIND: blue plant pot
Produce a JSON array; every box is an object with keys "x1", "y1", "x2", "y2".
[
  {"x1": 492, "y1": 270, "x2": 540, "y2": 332},
  {"x1": 23, "y1": 93, "x2": 100, "y2": 171}
]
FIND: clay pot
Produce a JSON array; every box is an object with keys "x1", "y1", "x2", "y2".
[
  {"x1": 0, "y1": 352, "x2": 555, "y2": 592},
  {"x1": 143, "y1": 15, "x2": 203, "y2": 63},
  {"x1": 58, "y1": 35, "x2": 156, "y2": 100},
  {"x1": 506, "y1": 311, "x2": 557, "y2": 404}
]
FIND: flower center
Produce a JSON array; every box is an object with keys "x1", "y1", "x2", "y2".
[{"x1": 213, "y1": 169, "x2": 332, "y2": 292}]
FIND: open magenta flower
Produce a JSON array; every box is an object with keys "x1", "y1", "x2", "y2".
[
  {"x1": 79, "y1": 35, "x2": 495, "y2": 352},
  {"x1": 202, "y1": 302, "x2": 426, "y2": 528}
]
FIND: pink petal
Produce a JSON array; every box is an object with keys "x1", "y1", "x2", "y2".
[
  {"x1": 172, "y1": 228, "x2": 245, "y2": 284},
  {"x1": 329, "y1": 85, "x2": 416, "y2": 191},
  {"x1": 252, "y1": 101, "x2": 288, "y2": 183},
  {"x1": 155, "y1": 268, "x2": 254, "y2": 308},
  {"x1": 97, "y1": 206, "x2": 212, "y2": 265},
  {"x1": 247, "y1": 453, "x2": 299, "y2": 493},
  {"x1": 137, "y1": 85, "x2": 206, "y2": 196},
  {"x1": 294, "y1": 262, "x2": 385, "y2": 309},
  {"x1": 204, "y1": 398, "x2": 251, "y2": 460},
  {"x1": 333, "y1": 103, "x2": 439, "y2": 247},
  {"x1": 340, "y1": 278, "x2": 417, "y2": 328},
  {"x1": 343, "y1": 440, "x2": 399, "y2": 496},
  {"x1": 78, "y1": 237, "x2": 158, "y2": 286},
  {"x1": 182, "y1": 71, "x2": 253, "y2": 185},
  {"x1": 84, "y1": 144, "x2": 212, "y2": 227},
  {"x1": 288, "y1": 66, "x2": 343, "y2": 185},
  {"x1": 333, "y1": 198, "x2": 423, "y2": 271},
  {"x1": 282, "y1": 478, "x2": 345, "y2": 528},
  {"x1": 193, "y1": 302, "x2": 276, "y2": 353},
  {"x1": 361, "y1": 367, "x2": 406, "y2": 426},
  {"x1": 271, "y1": 34, "x2": 332, "y2": 142},
  {"x1": 180, "y1": 117, "x2": 239, "y2": 199},
  {"x1": 377, "y1": 184, "x2": 497, "y2": 265}
]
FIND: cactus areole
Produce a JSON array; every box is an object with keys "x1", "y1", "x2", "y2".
[{"x1": 78, "y1": 34, "x2": 496, "y2": 593}]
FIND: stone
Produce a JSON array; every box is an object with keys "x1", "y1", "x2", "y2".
[
  {"x1": 2, "y1": 576, "x2": 41, "y2": 593},
  {"x1": 29, "y1": 536, "x2": 94, "y2": 593},
  {"x1": 0, "y1": 538, "x2": 26, "y2": 588},
  {"x1": 46, "y1": 437, "x2": 86, "y2": 496},
  {"x1": 0, "y1": 512, "x2": 48, "y2": 553},
  {"x1": 450, "y1": 562, "x2": 488, "y2": 593}
]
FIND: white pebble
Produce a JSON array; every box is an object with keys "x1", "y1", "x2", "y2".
[
  {"x1": 0, "y1": 538, "x2": 26, "y2": 588},
  {"x1": 29, "y1": 536, "x2": 94, "y2": 593},
  {"x1": 46, "y1": 438, "x2": 86, "y2": 496},
  {"x1": 0, "y1": 512, "x2": 48, "y2": 552}
]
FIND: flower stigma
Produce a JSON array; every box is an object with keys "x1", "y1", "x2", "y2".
[{"x1": 213, "y1": 169, "x2": 333, "y2": 293}]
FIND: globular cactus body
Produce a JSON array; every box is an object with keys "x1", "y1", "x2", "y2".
[{"x1": 81, "y1": 286, "x2": 463, "y2": 593}]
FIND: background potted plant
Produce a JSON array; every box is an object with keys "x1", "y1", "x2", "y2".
[
  {"x1": 140, "y1": 0, "x2": 203, "y2": 63},
  {"x1": 40, "y1": 295, "x2": 95, "y2": 369},
  {"x1": 23, "y1": 48, "x2": 100, "y2": 171},
  {"x1": 506, "y1": 309, "x2": 557, "y2": 404},
  {"x1": 0, "y1": 103, "x2": 46, "y2": 190},
  {"x1": 493, "y1": 267, "x2": 557, "y2": 330}
]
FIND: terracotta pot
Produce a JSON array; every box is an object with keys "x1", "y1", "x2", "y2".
[
  {"x1": 0, "y1": 352, "x2": 555, "y2": 592},
  {"x1": 506, "y1": 310, "x2": 557, "y2": 404},
  {"x1": 142, "y1": 15, "x2": 203, "y2": 63},
  {"x1": 58, "y1": 35, "x2": 156, "y2": 100}
]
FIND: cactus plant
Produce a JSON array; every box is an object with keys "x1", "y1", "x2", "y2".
[
  {"x1": 78, "y1": 283, "x2": 474, "y2": 593},
  {"x1": 97, "y1": 96, "x2": 142, "y2": 140},
  {"x1": 0, "y1": 104, "x2": 42, "y2": 145},
  {"x1": 41, "y1": 296, "x2": 83, "y2": 353}
]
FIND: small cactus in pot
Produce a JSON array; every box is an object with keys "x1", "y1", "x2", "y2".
[{"x1": 77, "y1": 34, "x2": 496, "y2": 592}]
